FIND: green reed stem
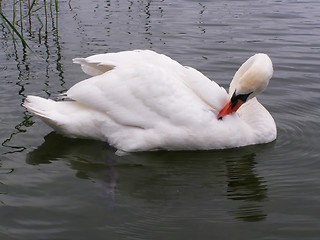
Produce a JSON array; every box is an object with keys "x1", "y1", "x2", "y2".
[
  {"x1": 12, "y1": 0, "x2": 16, "y2": 36},
  {"x1": 0, "y1": 9, "x2": 31, "y2": 50},
  {"x1": 19, "y1": 0, "x2": 23, "y2": 35},
  {"x1": 0, "y1": 0, "x2": 62, "y2": 51}
]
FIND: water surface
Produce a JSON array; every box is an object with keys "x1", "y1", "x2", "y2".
[{"x1": 1, "y1": 0, "x2": 320, "y2": 239}]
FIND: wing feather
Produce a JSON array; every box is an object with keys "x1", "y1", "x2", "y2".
[{"x1": 68, "y1": 50, "x2": 228, "y2": 130}]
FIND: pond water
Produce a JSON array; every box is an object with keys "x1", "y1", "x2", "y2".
[{"x1": 1, "y1": 0, "x2": 320, "y2": 239}]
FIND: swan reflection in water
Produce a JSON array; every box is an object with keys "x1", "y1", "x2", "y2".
[
  {"x1": 26, "y1": 132, "x2": 270, "y2": 222},
  {"x1": 225, "y1": 153, "x2": 268, "y2": 221}
]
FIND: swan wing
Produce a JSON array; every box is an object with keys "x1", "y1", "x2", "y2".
[
  {"x1": 73, "y1": 50, "x2": 171, "y2": 76},
  {"x1": 68, "y1": 50, "x2": 228, "y2": 130}
]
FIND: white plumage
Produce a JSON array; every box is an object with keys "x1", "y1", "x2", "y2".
[{"x1": 24, "y1": 50, "x2": 276, "y2": 152}]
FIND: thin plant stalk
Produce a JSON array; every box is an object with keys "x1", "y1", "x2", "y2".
[
  {"x1": 12, "y1": 0, "x2": 16, "y2": 37},
  {"x1": 0, "y1": 10, "x2": 30, "y2": 49},
  {"x1": 27, "y1": 0, "x2": 38, "y2": 16},
  {"x1": 28, "y1": 0, "x2": 31, "y2": 32},
  {"x1": 55, "y1": 0, "x2": 58, "y2": 27},
  {"x1": 44, "y1": 0, "x2": 47, "y2": 33},
  {"x1": 0, "y1": 0, "x2": 60, "y2": 51},
  {"x1": 36, "y1": 14, "x2": 43, "y2": 43},
  {"x1": 19, "y1": 0, "x2": 23, "y2": 37}
]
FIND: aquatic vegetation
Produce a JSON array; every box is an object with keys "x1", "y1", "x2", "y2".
[{"x1": 0, "y1": 0, "x2": 66, "y2": 50}]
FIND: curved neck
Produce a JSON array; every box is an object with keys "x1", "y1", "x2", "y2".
[
  {"x1": 229, "y1": 54, "x2": 273, "y2": 97},
  {"x1": 229, "y1": 56, "x2": 256, "y2": 95}
]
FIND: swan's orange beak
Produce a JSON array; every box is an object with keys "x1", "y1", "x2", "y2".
[
  {"x1": 217, "y1": 91, "x2": 251, "y2": 120},
  {"x1": 217, "y1": 99, "x2": 244, "y2": 120}
]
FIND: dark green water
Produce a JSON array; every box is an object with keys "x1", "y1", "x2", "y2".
[{"x1": 1, "y1": 0, "x2": 320, "y2": 239}]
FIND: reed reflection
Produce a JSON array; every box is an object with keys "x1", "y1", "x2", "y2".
[{"x1": 1, "y1": 0, "x2": 65, "y2": 154}]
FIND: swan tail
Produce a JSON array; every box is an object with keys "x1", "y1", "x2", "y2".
[
  {"x1": 24, "y1": 96, "x2": 110, "y2": 141},
  {"x1": 23, "y1": 96, "x2": 62, "y2": 130}
]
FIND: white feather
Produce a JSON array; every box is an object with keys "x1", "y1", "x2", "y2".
[{"x1": 24, "y1": 50, "x2": 276, "y2": 152}]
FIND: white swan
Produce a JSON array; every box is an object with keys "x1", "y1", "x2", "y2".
[{"x1": 24, "y1": 50, "x2": 276, "y2": 152}]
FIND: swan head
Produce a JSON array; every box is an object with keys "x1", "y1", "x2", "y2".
[{"x1": 218, "y1": 53, "x2": 273, "y2": 120}]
